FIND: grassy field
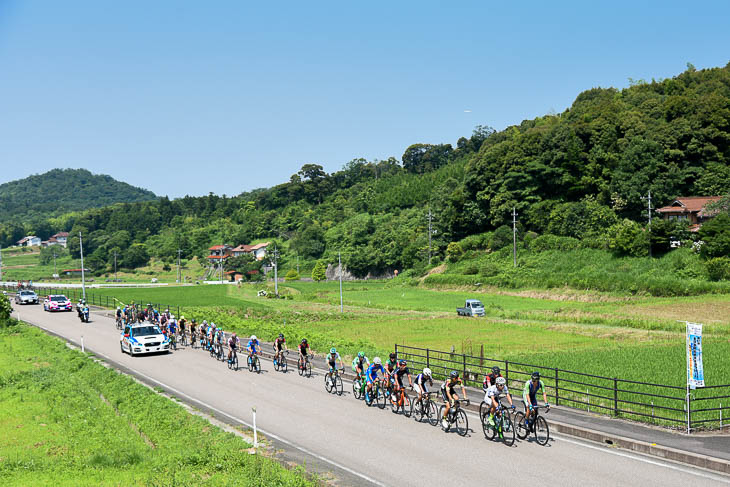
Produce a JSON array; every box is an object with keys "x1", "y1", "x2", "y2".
[{"x1": 0, "y1": 320, "x2": 314, "y2": 486}]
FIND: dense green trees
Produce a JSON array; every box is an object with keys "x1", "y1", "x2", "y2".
[{"x1": 2, "y1": 64, "x2": 729, "y2": 277}]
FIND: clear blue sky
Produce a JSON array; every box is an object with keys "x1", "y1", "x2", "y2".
[{"x1": 1, "y1": 1, "x2": 728, "y2": 198}]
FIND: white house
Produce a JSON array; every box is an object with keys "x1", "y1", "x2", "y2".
[
  {"x1": 16, "y1": 236, "x2": 41, "y2": 247},
  {"x1": 52, "y1": 232, "x2": 69, "y2": 248},
  {"x1": 230, "y1": 242, "x2": 270, "y2": 261}
]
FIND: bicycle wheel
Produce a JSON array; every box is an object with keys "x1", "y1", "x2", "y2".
[
  {"x1": 413, "y1": 399, "x2": 424, "y2": 422},
  {"x1": 298, "y1": 358, "x2": 304, "y2": 376},
  {"x1": 228, "y1": 356, "x2": 233, "y2": 370},
  {"x1": 403, "y1": 394, "x2": 412, "y2": 418},
  {"x1": 438, "y1": 405, "x2": 449, "y2": 431},
  {"x1": 281, "y1": 355, "x2": 287, "y2": 373},
  {"x1": 479, "y1": 401, "x2": 489, "y2": 423},
  {"x1": 335, "y1": 375, "x2": 343, "y2": 395},
  {"x1": 390, "y1": 391, "x2": 400, "y2": 413},
  {"x1": 254, "y1": 356, "x2": 261, "y2": 373},
  {"x1": 482, "y1": 413, "x2": 496, "y2": 440},
  {"x1": 325, "y1": 374, "x2": 333, "y2": 393},
  {"x1": 503, "y1": 413, "x2": 516, "y2": 447},
  {"x1": 535, "y1": 416, "x2": 549, "y2": 446},
  {"x1": 376, "y1": 385, "x2": 386, "y2": 409},
  {"x1": 247, "y1": 356, "x2": 254, "y2": 372},
  {"x1": 353, "y1": 379, "x2": 363, "y2": 400},
  {"x1": 273, "y1": 356, "x2": 280, "y2": 371},
  {"x1": 514, "y1": 412, "x2": 529, "y2": 440},
  {"x1": 305, "y1": 360, "x2": 312, "y2": 378},
  {"x1": 426, "y1": 400, "x2": 439, "y2": 426},
  {"x1": 455, "y1": 409, "x2": 469, "y2": 436}
]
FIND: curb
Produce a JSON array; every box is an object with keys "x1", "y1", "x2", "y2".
[{"x1": 549, "y1": 420, "x2": 730, "y2": 474}]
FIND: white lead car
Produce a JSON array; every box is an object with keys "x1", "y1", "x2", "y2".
[{"x1": 120, "y1": 323, "x2": 170, "y2": 356}]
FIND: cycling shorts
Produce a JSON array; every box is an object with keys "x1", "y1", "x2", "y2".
[{"x1": 527, "y1": 396, "x2": 538, "y2": 408}]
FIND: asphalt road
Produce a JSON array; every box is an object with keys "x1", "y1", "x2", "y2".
[{"x1": 15, "y1": 304, "x2": 730, "y2": 487}]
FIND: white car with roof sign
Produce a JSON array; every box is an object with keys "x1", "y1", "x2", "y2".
[
  {"x1": 43, "y1": 294, "x2": 73, "y2": 312},
  {"x1": 120, "y1": 323, "x2": 170, "y2": 356}
]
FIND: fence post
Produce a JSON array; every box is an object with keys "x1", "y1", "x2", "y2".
[
  {"x1": 177, "y1": 306, "x2": 180, "y2": 318},
  {"x1": 554, "y1": 368, "x2": 559, "y2": 406},
  {"x1": 480, "y1": 344, "x2": 484, "y2": 367},
  {"x1": 613, "y1": 378, "x2": 618, "y2": 416},
  {"x1": 505, "y1": 360, "x2": 509, "y2": 383},
  {"x1": 426, "y1": 348, "x2": 430, "y2": 369},
  {"x1": 462, "y1": 354, "x2": 467, "y2": 383},
  {"x1": 687, "y1": 392, "x2": 692, "y2": 434},
  {"x1": 395, "y1": 344, "x2": 398, "y2": 359}
]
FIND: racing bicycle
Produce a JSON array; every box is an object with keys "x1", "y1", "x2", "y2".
[
  {"x1": 439, "y1": 399, "x2": 470, "y2": 436},
  {"x1": 273, "y1": 350, "x2": 288, "y2": 373},
  {"x1": 481, "y1": 393, "x2": 515, "y2": 446},
  {"x1": 228, "y1": 348, "x2": 239, "y2": 371},
  {"x1": 247, "y1": 352, "x2": 261, "y2": 373},
  {"x1": 298, "y1": 354, "x2": 312, "y2": 377},
  {"x1": 412, "y1": 391, "x2": 439, "y2": 425},
  {"x1": 324, "y1": 367, "x2": 344, "y2": 395},
  {"x1": 515, "y1": 405, "x2": 550, "y2": 446},
  {"x1": 390, "y1": 385, "x2": 412, "y2": 417},
  {"x1": 364, "y1": 378, "x2": 386, "y2": 409}
]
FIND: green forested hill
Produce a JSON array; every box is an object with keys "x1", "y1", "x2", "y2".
[
  {"x1": 2, "y1": 64, "x2": 730, "y2": 283},
  {"x1": 0, "y1": 168, "x2": 157, "y2": 227}
]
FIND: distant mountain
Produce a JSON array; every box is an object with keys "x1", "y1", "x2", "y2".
[{"x1": 0, "y1": 168, "x2": 157, "y2": 223}]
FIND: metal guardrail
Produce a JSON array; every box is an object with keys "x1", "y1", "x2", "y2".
[{"x1": 395, "y1": 344, "x2": 730, "y2": 431}]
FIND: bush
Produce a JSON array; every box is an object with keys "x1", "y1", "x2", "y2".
[
  {"x1": 459, "y1": 232, "x2": 491, "y2": 251},
  {"x1": 699, "y1": 212, "x2": 730, "y2": 259},
  {"x1": 528, "y1": 234, "x2": 580, "y2": 252},
  {"x1": 463, "y1": 265, "x2": 479, "y2": 275},
  {"x1": 490, "y1": 225, "x2": 513, "y2": 250},
  {"x1": 480, "y1": 262, "x2": 500, "y2": 277},
  {"x1": 285, "y1": 269, "x2": 300, "y2": 281},
  {"x1": 608, "y1": 219, "x2": 649, "y2": 257},
  {"x1": 162, "y1": 263, "x2": 172, "y2": 271},
  {"x1": 706, "y1": 257, "x2": 730, "y2": 281},
  {"x1": 0, "y1": 294, "x2": 12, "y2": 323},
  {"x1": 311, "y1": 261, "x2": 327, "y2": 281},
  {"x1": 446, "y1": 242, "x2": 463, "y2": 262}
]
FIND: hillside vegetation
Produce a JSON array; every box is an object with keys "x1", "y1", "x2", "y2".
[
  {"x1": 0, "y1": 168, "x2": 156, "y2": 228},
  {"x1": 2, "y1": 64, "x2": 730, "y2": 292}
]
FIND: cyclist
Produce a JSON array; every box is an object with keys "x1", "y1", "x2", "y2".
[
  {"x1": 441, "y1": 371, "x2": 467, "y2": 429},
  {"x1": 179, "y1": 316, "x2": 187, "y2": 336},
  {"x1": 394, "y1": 359, "x2": 413, "y2": 394},
  {"x1": 190, "y1": 318, "x2": 197, "y2": 344},
  {"x1": 168, "y1": 317, "x2": 178, "y2": 341},
  {"x1": 383, "y1": 356, "x2": 397, "y2": 392},
  {"x1": 485, "y1": 376, "x2": 515, "y2": 426},
  {"x1": 227, "y1": 333, "x2": 240, "y2": 363},
  {"x1": 247, "y1": 335, "x2": 260, "y2": 366},
  {"x1": 325, "y1": 347, "x2": 344, "y2": 375},
  {"x1": 115, "y1": 306, "x2": 122, "y2": 327},
  {"x1": 483, "y1": 366, "x2": 503, "y2": 391},
  {"x1": 298, "y1": 339, "x2": 310, "y2": 370},
  {"x1": 208, "y1": 323, "x2": 217, "y2": 350},
  {"x1": 414, "y1": 367, "x2": 433, "y2": 403},
  {"x1": 351, "y1": 351, "x2": 370, "y2": 379},
  {"x1": 215, "y1": 327, "x2": 225, "y2": 356},
  {"x1": 523, "y1": 371, "x2": 549, "y2": 429},
  {"x1": 273, "y1": 333, "x2": 287, "y2": 366},
  {"x1": 199, "y1": 321, "x2": 208, "y2": 348},
  {"x1": 386, "y1": 352, "x2": 398, "y2": 369},
  {"x1": 365, "y1": 356, "x2": 385, "y2": 397}
]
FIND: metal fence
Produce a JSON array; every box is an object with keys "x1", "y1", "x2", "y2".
[{"x1": 395, "y1": 344, "x2": 730, "y2": 431}]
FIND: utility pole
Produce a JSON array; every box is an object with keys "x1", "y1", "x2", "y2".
[
  {"x1": 113, "y1": 251, "x2": 118, "y2": 282},
  {"x1": 177, "y1": 249, "x2": 182, "y2": 283},
  {"x1": 427, "y1": 209, "x2": 435, "y2": 265},
  {"x1": 79, "y1": 232, "x2": 86, "y2": 302},
  {"x1": 338, "y1": 252, "x2": 343, "y2": 313},
  {"x1": 0, "y1": 244, "x2": 3, "y2": 282},
  {"x1": 52, "y1": 251, "x2": 58, "y2": 278},
  {"x1": 296, "y1": 255, "x2": 299, "y2": 275},
  {"x1": 512, "y1": 207, "x2": 518, "y2": 268},
  {"x1": 642, "y1": 190, "x2": 654, "y2": 257}
]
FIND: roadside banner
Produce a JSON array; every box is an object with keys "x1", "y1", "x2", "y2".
[{"x1": 686, "y1": 322, "x2": 704, "y2": 388}]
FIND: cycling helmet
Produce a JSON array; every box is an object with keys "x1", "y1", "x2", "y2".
[
  {"x1": 450, "y1": 371, "x2": 459, "y2": 379},
  {"x1": 301, "y1": 338, "x2": 307, "y2": 344},
  {"x1": 117, "y1": 306, "x2": 121, "y2": 310},
  {"x1": 170, "y1": 315, "x2": 175, "y2": 319},
  {"x1": 358, "y1": 351, "x2": 364, "y2": 358},
  {"x1": 389, "y1": 352, "x2": 397, "y2": 360},
  {"x1": 191, "y1": 318, "x2": 196, "y2": 323},
  {"x1": 373, "y1": 357, "x2": 382, "y2": 365},
  {"x1": 232, "y1": 333, "x2": 237, "y2": 338},
  {"x1": 423, "y1": 367, "x2": 432, "y2": 376},
  {"x1": 531, "y1": 371, "x2": 541, "y2": 380},
  {"x1": 251, "y1": 335, "x2": 257, "y2": 341},
  {"x1": 330, "y1": 347, "x2": 336, "y2": 354},
  {"x1": 278, "y1": 333, "x2": 284, "y2": 339},
  {"x1": 496, "y1": 377, "x2": 506, "y2": 386},
  {"x1": 492, "y1": 366, "x2": 501, "y2": 375},
  {"x1": 203, "y1": 320, "x2": 208, "y2": 325},
  {"x1": 399, "y1": 360, "x2": 407, "y2": 366},
  {"x1": 181, "y1": 316, "x2": 185, "y2": 320}
]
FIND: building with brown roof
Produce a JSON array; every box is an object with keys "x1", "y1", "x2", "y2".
[{"x1": 656, "y1": 196, "x2": 722, "y2": 231}]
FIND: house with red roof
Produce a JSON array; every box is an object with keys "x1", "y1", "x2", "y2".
[
  {"x1": 656, "y1": 196, "x2": 722, "y2": 231},
  {"x1": 231, "y1": 242, "x2": 270, "y2": 261},
  {"x1": 207, "y1": 244, "x2": 233, "y2": 264}
]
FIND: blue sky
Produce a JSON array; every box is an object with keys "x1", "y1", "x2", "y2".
[{"x1": 0, "y1": 1, "x2": 728, "y2": 198}]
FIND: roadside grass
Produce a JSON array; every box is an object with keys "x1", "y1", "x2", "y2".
[{"x1": 0, "y1": 322, "x2": 315, "y2": 486}]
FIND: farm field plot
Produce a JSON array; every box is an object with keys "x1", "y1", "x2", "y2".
[{"x1": 0, "y1": 322, "x2": 313, "y2": 486}]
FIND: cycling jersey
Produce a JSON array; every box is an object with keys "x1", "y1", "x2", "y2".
[
  {"x1": 415, "y1": 374, "x2": 432, "y2": 393},
  {"x1": 179, "y1": 319, "x2": 186, "y2": 331},
  {"x1": 366, "y1": 364, "x2": 385, "y2": 382},
  {"x1": 394, "y1": 366, "x2": 411, "y2": 386},
  {"x1": 485, "y1": 384, "x2": 509, "y2": 401},
  {"x1": 216, "y1": 331, "x2": 224, "y2": 343},
  {"x1": 441, "y1": 378, "x2": 463, "y2": 393},
  {"x1": 248, "y1": 339, "x2": 259, "y2": 351},
  {"x1": 523, "y1": 379, "x2": 545, "y2": 407},
  {"x1": 326, "y1": 352, "x2": 341, "y2": 364},
  {"x1": 352, "y1": 356, "x2": 369, "y2": 371},
  {"x1": 228, "y1": 338, "x2": 238, "y2": 350},
  {"x1": 483, "y1": 373, "x2": 502, "y2": 390},
  {"x1": 168, "y1": 322, "x2": 177, "y2": 334},
  {"x1": 274, "y1": 337, "x2": 286, "y2": 350},
  {"x1": 298, "y1": 343, "x2": 309, "y2": 356}
]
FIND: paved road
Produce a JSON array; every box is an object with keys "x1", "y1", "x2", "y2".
[{"x1": 15, "y1": 304, "x2": 730, "y2": 487}]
